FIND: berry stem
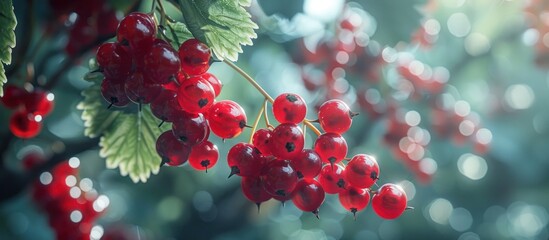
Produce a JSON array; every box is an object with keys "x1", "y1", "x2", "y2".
[
  {"x1": 248, "y1": 101, "x2": 266, "y2": 144},
  {"x1": 224, "y1": 60, "x2": 321, "y2": 136},
  {"x1": 263, "y1": 99, "x2": 272, "y2": 129}
]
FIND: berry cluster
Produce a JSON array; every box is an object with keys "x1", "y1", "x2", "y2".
[
  {"x1": 49, "y1": 0, "x2": 120, "y2": 55},
  {"x1": 0, "y1": 85, "x2": 55, "y2": 138},
  {"x1": 231, "y1": 95, "x2": 408, "y2": 219},
  {"x1": 23, "y1": 153, "x2": 107, "y2": 239},
  {"x1": 396, "y1": 56, "x2": 449, "y2": 98},
  {"x1": 97, "y1": 12, "x2": 241, "y2": 171}
]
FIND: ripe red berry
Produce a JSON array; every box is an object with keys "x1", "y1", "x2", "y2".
[
  {"x1": 291, "y1": 178, "x2": 325, "y2": 213},
  {"x1": 272, "y1": 93, "x2": 307, "y2": 124},
  {"x1": 201, "y1": 73, "x2": 222, "y2": 97},
  {"x1": 314, "y1": 132, "x2": 348, "y2": 167},
  {"x1": 177, "y1": 75, "x2": 215, "y2": 114},
  {"x1": 9, "y1": 111, "x2": 42, "y2": 138},
  {"x1": 156, "y1": 131, "x2": 191, "y2": 167},
  {"x1": 1, "y1": 85, "x2": 25, "y2": 108},
  {"x1": 207, "y1": 100, "x2": 247, "y2": 139},
  {"x1": 171, "y1": 112, "x2": 208, "y2": 146},
  {"x1": 24, "y1": 89, "x2": 55, "y2": 116},
  {"x1": 318, "y1": 164, "x2": 348, "y2": 194},
  {"x1": 338, "y1": 186, "x2": 370, "y2": 219},
  {"x1": 262, "y1": 159, "x2": 298, "y2": 198},
  {"x1": 125, "y1": 72, "x2": 162, "y2": 104},
  {"x1": 345, "y1": 154, "x2": 379, "y2": 188},
  {"x1": 188, "y1": 140, "x2": 219, "y2": 172},
  {"x1": 144, "y1": 40, "x2": 180, "y2": 84},
  {"x1": 96, "y1": 42, "x2": 131, "y2": 78},
  {"x1": 252, "y1": 128, "x2": 272, "y2": 155},
  {"x1": 227, "y1": 143, "x2": 263, "y2": 177},
  {"x1": 372, "y1": 184, "x2": 408, "y2": 219},
  {"x1": 101, "y1": 78, "x2": 130, "y2": 108},
  {"x1": 116, "y1": 12, "x2": 156, "y2": 51},
  {"x1": 318, "y1": 99, "x2": 354, "y2": 134},
  {"x1": 241, "y1": 176, "x2": 272, "y2": 209},
  {"x1": 178, "y1": 39, "x2": 211, "y2": 76},
  {"x1": 289, "y1": 149, "x2": 322, "y2": 179},
  {"x1": 269, "y1": 123, "x2": 304, "y2": 160},
  {"x1": 150, "y1": 90, "x2": 181, "y2": 123}
]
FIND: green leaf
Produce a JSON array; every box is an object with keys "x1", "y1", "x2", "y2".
[
  {"x1": 99, "y1": 107, "x2": 169, "y2": 183},
  {"x1": 166, "y1": 21, "x2": 194, "y2": 46},
  {"x1": 76, "y1": 79, "x2": 120, "y2": 138},
  {"x1": 176, "y1": 0, "x2": 258, "y2": 61},
  {"x1": 0, "y1": 0, "x2": 17, "y2": 96}
]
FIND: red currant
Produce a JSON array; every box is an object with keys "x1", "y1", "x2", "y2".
[
  {"x1": 241, "y1": 176, "x2": 272, "y2": 210},
  {"x1": 289, "y1": 149, "x2": 322, "y2": 179},
  {"x1": 96, "y1": 42, "x2": 131, "y2": 78},
  {"x1": 144, "y1": 40, "x2": 180, "y2": 84},
  {"x1": 318, "y1": 164, "x2": 348, "y2": 194},
  {"x1": 188, "y1": 140, "x2": 219, "y2": 172},
  {"x1": 24, "y1": 89, "x2": 55, "y2": 116},
  {"x1": 272, "y1": 93, "x2": 307, "y2": 124},
  {"x1": 201, "y1": 73, "x2": 222, "y2": 97},
  {"x1": 101, "y1": 78, "x2": 130, "y2": 108},
  {"x1": 177, "y1": 75, "x2": 215, "y2": 114},
  {"x1": 318, "y1": 99, "x2": 354, "y2": 134},
  {"x1": 227, "y1": 143, "x2": 263, "y2": 177},
  {"x1": 207, "y1": 100, "x2": 247, "y2": 139},
  {"x1": 262, "y1": 159, "x2": 298, "y2": 198},
  {"x1": 372, "y1": 184, "x2": 408, "y2": 219},
  {"x1": 338, "y1": 186, "x2": 370, "y2": 219},
  {"x1": 314, "y1": 132, "x2": 348, "y2": 167},
  {"x1": 291, "y1": 178, "x2": 325, "y2": 214},
  {"x1": 178, "y1": 39, "x2": 211, "y2": 76},
  {"x1": 269, "y1": 123, "x2": 304, "y2": 160},
  {"x1": 116, "y1": 12, "x2": 156, "y2": 51},
  {"x1": 156, "y1": 131, "x2": 191, "y2": 167},
  {"x1": 150, "y1": 90, "x2": 181, "y2": 123},
  {"x1": 9, "y1": 111, "x2": 42, "y2": 138},
  {"x1": 1, "y1": 85, "x2": 25, "y2": 109},
  {"x1": 125, "y1": 72, "x2": 162, "y2": 104},
  {"x1": 252, "y1": 128, "x2": 272, "y2": 155},
  {"x1": 171, "y1": 112, "x2": 208, "y2": 146},
  {"x1": 345, "y1": 154, "x2": 379, "y2": 188}
]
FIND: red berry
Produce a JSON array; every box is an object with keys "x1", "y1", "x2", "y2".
[
  {"x1": 177, "y1": 75, "x2": 215, "y2": 114},
  {"x1": 156, "y1": 131, "x2": 191, "y2": 166},
  {"x1": 289, "y1": 149, "x2": 322, "y2": 179},
  {"x1": 1, "y1": 85, "x2": 25, "y2": 108},
  {"x1": 150, "y1": 90, "x2": 181, "y2": 123},
  {"x1": 201, "y1": 73, "x2": 222, "y2": 97},
  {"x1": 344, "y1": 154, "x2": 379, "y2": 188},
  {"x1": 318, "y1": 164, "x2": 348, "y2": 194},
  {"x1": 338, "y1": 186, "x2": 370, "y2": 218},
  {"x1": 125, "y1": 72, "x2": 162, "y2": 104},
  {"x1": 314, "y1": 132, "x2": 348, "y2": 166},
  {"x1": 144, "y1": 40, "x2": 180, "y2": 84},
  {"x1": 96, "y1": 42, "x2": 131, "y2": 78},
  {"x1": 188, "y1": 140, "x2": 219, "y2": 172},
  {"x1": 252, "y1": 128, "x2": 272, "y2": 155},
  {"x1": 272, "y1": 93, "x2": 307, "y2": 124},
  {"x1": 291, "y1": 178, "x2": 325, "y2": 213},
  {"x1": 262, "y1": 159, "x2": 298, "y2": 198},
  {"x1": 24, "y1": 89, "x2": 55, "y2": 116},
  {"x1": 101, "y1": 78, "x2": 130, "y2": 108},
  {"x1": 372, "y1": 184, "x2": 408, "y2": 219},
  {"x1": 178, "y1": 39, "x2": 211, "y2": 76},
  {"x1": 171, "y1": 112, "x2": 208, "y2": 146},
  {"x1": 241, "y1": 176, "x2": 272, "y2": 208},
  {"x1": 227, "y1": 143, "x2": 263, "y2": 177},
  {"x1": 9, "y1": 111, "x2": 42, "y2": 139},
  {"x1": 116, "y1": 12, "x2": 156, "y2": 51},
  {"x1": 269, "y1": 123, "x2": 304, "y2": 160},
  {"x1": 318, "y1": 99, "x2": 354, "y2": 134},
  {"x1": 207, "y1": 100, "x2": 247, "y2": 139}
]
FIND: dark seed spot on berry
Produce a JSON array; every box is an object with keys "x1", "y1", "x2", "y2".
[
  {"x1": 285, "y1": 94, "x2": 298, "y2": 102},
  {"x1": 198, "y1": 98, "x2": 208, "y2": 108},
  {"x1": 228, "y1": 166, "x2": 240, "y2": 178},
  {"x1": 296, "y1": 171, "x2": 304, "y2": 179},
  {"x1": 253, "y1": 147, "x2": 261, "y2": 155},
  {"x1": 239, "y1": 120, "x2": 247, "y2": 129},
  {"x1": 275, "y1": 190, "x2": 286, "y2": 196},
  {"x1": 120, "y1": 39, "x2": 129, "y2": 46},
  {"x1": 336, "y1": 178, "x2": 346, "y2": 189},
  {"x1": 201, "y1": 160, "x2": 210, "y2": 168},
  {"x1": 370, "y1": 171, "x2": 378, "y2": 180},
  {"x1": 285, "y1": 142, "x2": 295, "y2": 153},
  {"x1": 179, "y1": 136, "x2": 188, "y2": 142},
  {"x1": 328, "y1": 157, "x2": 336, "y2": 164}
]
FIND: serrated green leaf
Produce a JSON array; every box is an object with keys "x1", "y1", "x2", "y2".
[
  {"x1": 76, "y1": 79, "x2": 121, "y2": 138},
  {"x1": 176, "y1": 0, "x2": 258, "y2": 61},
  {"x1": 99, "y1": 107, "x2": 169, "y2": 183},
  {"x1": 166, "y1": 21, "x2": 193, "y2": 46},
  {"x1": 0, "y1": 0, "x2": 17, "y2": 96}
]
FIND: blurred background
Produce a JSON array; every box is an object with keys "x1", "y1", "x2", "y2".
[{"x1": 1, "y1": 0, "x2": 549, "y2": 239}]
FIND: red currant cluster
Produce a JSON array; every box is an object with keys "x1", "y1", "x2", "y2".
[
  {"x1": 0, "y1": 85, "x2": 55, "y2": 138},
  {"x1": 96, "y1": 12, "x2": 242, "y2": 171},
  {"x1": 231, "y1": 95, "x2": 408, "y2": 219},
  {"x1": 49, "y1": 0, "x2": 120, "y2": 55},
  {"x1": 23, "y1": 153, "x2": 106, "y2": 239},
  {"x1": 396, "y1": 56, "x2": 448, "y2": 98}
]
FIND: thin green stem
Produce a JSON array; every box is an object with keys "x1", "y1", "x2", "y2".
[
  {"x1": 262, "y1": 99, "x2": 272, "y2": 129},
  {"x1": 150, "y1": 0, "x2": 158, "y2": 14},
  {"x1": 248, "y1": 102, "x2": 266, "y2": 144}
]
